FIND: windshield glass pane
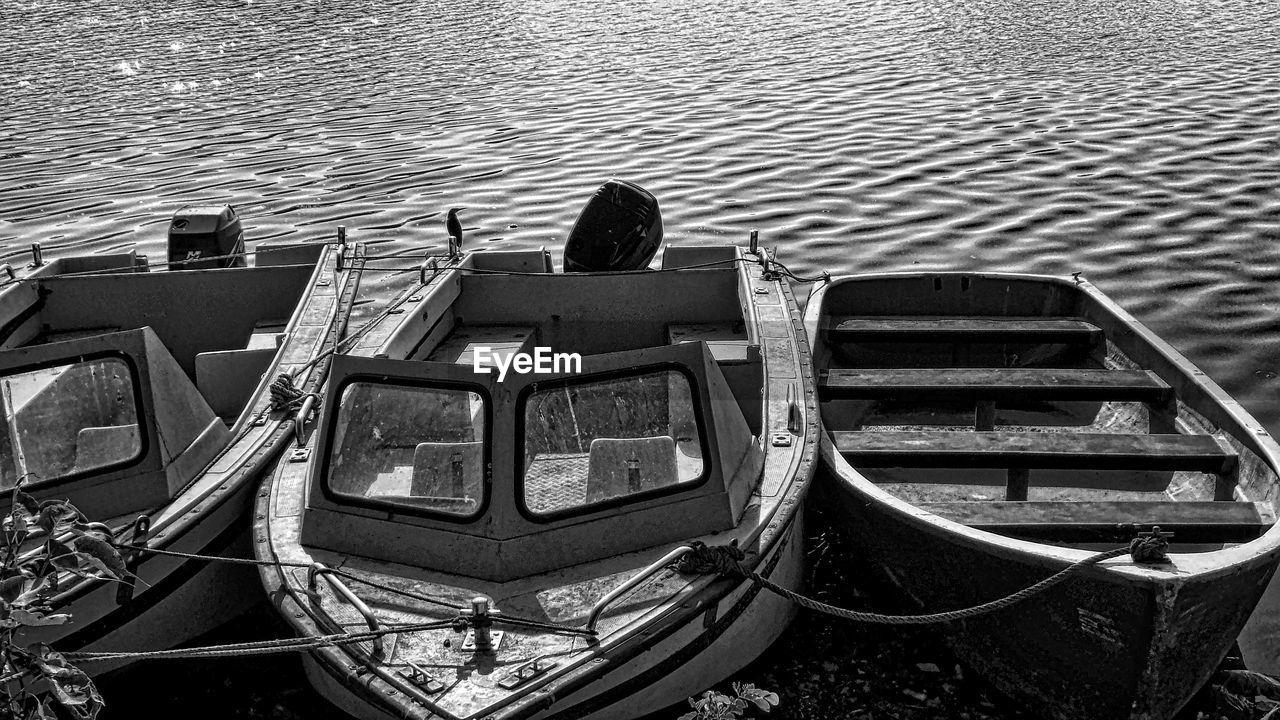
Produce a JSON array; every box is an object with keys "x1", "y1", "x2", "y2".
[
  {"x1": 0, "y1": 357, "x2": 142, "y2": 489},
  {"x1": 328, "y1": 381, "x2": 486, "y2": 517},
  {"x1": 522, "y1": 369, "x2": 704, "y2": 516}
]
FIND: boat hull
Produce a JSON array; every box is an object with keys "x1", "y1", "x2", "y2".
[
  {"x1": 257, "y1": 245, "x2": 818, "y2": 720},
  {"x1": 806, "y1": 272, "x2": 1280, "y2": 720},
  {"x1": 44, "y1": 495, "x2": 260, "y2": 675},
  {"x1": 8, "y1": 244, "x2": 352, "y2": 673},
  {"x1": 821, "y1": 444, "x2": 1279, "y2": 719},
  {"x1": 288, "y1": 509, "x2": 806, "y2": 720}
]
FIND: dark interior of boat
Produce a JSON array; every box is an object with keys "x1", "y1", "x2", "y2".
[{"x1": 815, "y1": 273, "x2": 1279, "y2": 550}]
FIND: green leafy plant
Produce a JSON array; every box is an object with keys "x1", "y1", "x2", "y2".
[
  {"x1": 2, "y1": 484, "x2": 127, "y2": 720},
  {"x1": 679, "y1": 682, "x2": 780, "y2": 720}
]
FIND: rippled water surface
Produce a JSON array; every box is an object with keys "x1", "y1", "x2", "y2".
[{"x1": 4, "y1": 0, "x2": 1280, "y2": 714}]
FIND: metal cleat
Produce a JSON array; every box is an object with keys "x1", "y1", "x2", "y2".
[
  {"x1": 398, "y1": 661, "x2": 446, "y2": 694},
  {"x1": 497, "y1": 658, "x2": 558, "y2": 690}
]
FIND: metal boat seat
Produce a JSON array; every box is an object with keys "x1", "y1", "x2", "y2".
[{"x1": 585, "y1": 436, "x2": 678, "y2": 504}]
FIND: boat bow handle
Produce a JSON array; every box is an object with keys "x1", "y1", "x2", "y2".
[
  {"x1": 294, "y1": 395, "x2": 316, "y2": 447},
  {"x1": 584, "y1": 544, "x2": 696, "y2": 633},
  {"x1": 307, "y1": 562, "x2": 385, "y2": 660}
]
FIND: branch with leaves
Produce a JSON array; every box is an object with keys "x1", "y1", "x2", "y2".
[
  {"x1": 2, "y1": 485, "x2": 128, "y2": 720},
  {"x1": 680, "y1": 682, "x2": 780, "y2": 720}
]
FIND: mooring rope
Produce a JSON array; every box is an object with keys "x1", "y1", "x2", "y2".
[
  {"x1": 268, "y1": 373, "x2": 317, "y2": 412},
  {"x1": 678, "y1": 540, "x2": 1160, "y2": 626},
  {"x1": 106, "y1": 541, "x2": 592, "y2": 633},
  {"x1": 62, "y1": 620, "x2": 458, "y2": 664}
]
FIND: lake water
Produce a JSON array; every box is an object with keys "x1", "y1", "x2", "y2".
[{"x1": 5, "y1": 0, "x2": 1280, "y2": 715}]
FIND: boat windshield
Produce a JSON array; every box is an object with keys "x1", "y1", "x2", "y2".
[
  {"x1": 0, "y1": 356, "x2": 143, "y2": 490},
  {"x1": 327, "y1": 380, "x2": 487, "y2": 518},
  {"x1": 521, "y1": 367, "x2": 706, "y2": 517}
]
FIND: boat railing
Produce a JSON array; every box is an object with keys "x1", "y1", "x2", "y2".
[
  {"x1": 584, "y1": 544, "x2": 695, "y2": 633},
  {"x1": 295, "y1": 394, "x2": 316, "y2": 446},
  {"x1": 307, "y1": 561, "x2": 385, "y2": 660}
]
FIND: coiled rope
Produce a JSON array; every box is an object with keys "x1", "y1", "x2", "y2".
[
  {"x1": 677, "y1": 537, "x2": 1166, "y2": 626},
  {"x1": 268, "y1": 373, "x2": 316, "y2": 412}
]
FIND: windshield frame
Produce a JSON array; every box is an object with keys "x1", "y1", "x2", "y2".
[
  {"x1": 318, "y1": 372, "x2": 493, "y2": 523},
  {"x1": 514, "y1": 361, "x2": 711, "y2": 523}
]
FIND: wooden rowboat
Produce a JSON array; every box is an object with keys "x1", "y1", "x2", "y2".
[
  {"x1": 2, "y1": 213, "x2": 361, "y2": 673},
  {"x1": 804, "y1": 271, "x2": 1280, "y2": 720},
  {"x1": 254, "y1": 242, "x2": 817, "y2": 720}
]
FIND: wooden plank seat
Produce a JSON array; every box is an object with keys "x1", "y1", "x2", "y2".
[
  {"x1": 916, "y1": 500, "x2": 1276, "y2": 544},
  {"x1": 833, "y1": 430, "x2": 1238, "y2": 500},
  {"x1": 820, "y1": 367, "x2": 1172, "y2": 402},
  {"x1": 825, "y1": 317, "x2": 1103, "y2": 345},
  {"x1": 834, "y1": 430, "x2": 1237, "y2": 472}
]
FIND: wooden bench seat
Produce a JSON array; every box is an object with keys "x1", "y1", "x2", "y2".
[
  {"x1": 820, "y1": 367, "x2": 1171, "y2": 403},
  {"x1": 833, "y1": 430, "x2": 1238, "y2": 500},
  {"x1": 834, "y1": 430, "x2": 1237, "y2": 472},
  {"x1": 825, "y1": 317, "x2": 1103, "y2": 345},
  {"x1": 917, "y1": 500, "x2": 1276, "y2": 544}
]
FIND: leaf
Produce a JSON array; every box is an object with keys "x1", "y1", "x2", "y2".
[
  {"x1": 0, "y1": 573, "x2": 27, "y2": 603},
  {"x1": 48, "y1": 667, "x2": 105, "y2": 720},
  {"x1": 34, "y1": 506, "x2": 57, "y2": 537},
  {"x1": 72, "y1": 522, "x2": 114, "y2": 540},
  {"x1": 30, "y1": 645, "x2": 82, "y2": 681},
  {"x1": 47, "y1": 539, "x2": 78, "y2": 571},
  {"x1": 14, "y1": 487, "x2": 40, "y2": 515},
  {"x1": 8, "y1": 511, "x2": 29, "y2": 536},
  {"x1": 34, "y1": 698, "x2": 60, "y2": 720},
  {"x1": 733, "y1": 683, "x2": 780, "y2": 713},
  {"x1": 36, "y1": 502, "x2": 80, "y2": 536},
  {"x1": 14, "y1": 575, "x2": 53, "y2": 606},
  {"x1": 69, "y1": 532, "x2": 127, "y2": 580},
  {"x1": 10, "y1": 609, "x2": 71, "y2": 626}
]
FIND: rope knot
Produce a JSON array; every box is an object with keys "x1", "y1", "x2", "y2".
[
  {"x1": 673, "y1": 540, "x2": 746, "y2": 577},
  {"x1": 1129, "y1": 526, "x2": 1172, "y2": 564},
  {"x1": 269, "y1": 373, "x2": 316, "y2": 412}
]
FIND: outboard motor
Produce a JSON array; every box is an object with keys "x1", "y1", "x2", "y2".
[
  {"x1": 563, "y1": 180, "x2": 663, "y2": 272},
  {"x1": 167, "y1": 204, "x2": 247, "y2": 270}
]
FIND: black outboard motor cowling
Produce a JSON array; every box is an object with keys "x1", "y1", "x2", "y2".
[
  {"x1": 168, "y1": 204, "x2": 247, "y2": 269},
  {"x1": 563, "y1": 180, "x2": 663, "y2": 272}
]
